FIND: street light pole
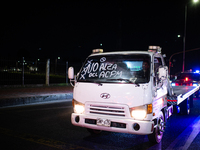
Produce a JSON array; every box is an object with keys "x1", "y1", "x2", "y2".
[
  {"x1": 182, "y1": 5, "x2": 187, "y2": 72},
  {"x1": 182, "y1": 0, "x2": 199, "y2": 72}
]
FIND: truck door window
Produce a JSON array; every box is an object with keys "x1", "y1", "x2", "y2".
[{"x1": 154, "y1": 57, "x2": 163, "y2": 86}]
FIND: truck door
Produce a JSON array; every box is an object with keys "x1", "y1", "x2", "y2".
[{"x1": 153, "y1": 56, "x2": 167, "y2": 98}]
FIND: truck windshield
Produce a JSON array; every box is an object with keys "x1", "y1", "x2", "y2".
[{"x1": 77, "y1": 54, "x2": 151, "y2": 84}]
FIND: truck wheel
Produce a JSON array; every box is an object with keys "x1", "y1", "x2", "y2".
[
  {"x1": 148, "y1": 111, "x2": 165, "y2": 143},
  {"x1": 180, "y1": 98, "x2": 190, "y2": 115},
  {"x1": 195, "y1": 90, "x2": 199, "y2": 98},
  {"x1": 87, "y1": 128, "x2": 102, "y2": 135},
  {"x1": 173, "y1": 105, "x2": 180, "y2": 114}
]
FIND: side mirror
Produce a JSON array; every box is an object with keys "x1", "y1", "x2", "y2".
[
  {"x1": 68, "y1": 67, "x2": 74, "y2": 79},
  {"x1": 158, "y1": 66, "x2": 168, "y2": 80}
]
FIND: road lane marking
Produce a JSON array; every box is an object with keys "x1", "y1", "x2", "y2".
[
  {"x1": 182, "y1": 128, "x2": 199, "y2": 150},
  {"x1": 0, "y1": 127, "x2": 91, "y2": 150},
  {"x1": 166, "y1": 115, "x2": 200, "y2": 150},
  {"x1": 181, "y1": 117, "x2": 200, "y2": 150}
]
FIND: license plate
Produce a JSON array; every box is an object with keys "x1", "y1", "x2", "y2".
[{"x1": 97, "y1": 118, "x2": 111, "y2": 127}]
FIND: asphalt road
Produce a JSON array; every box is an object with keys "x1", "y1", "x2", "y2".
[{"x1": 1, "y1": 98, "x2": 200, "y2": 150}]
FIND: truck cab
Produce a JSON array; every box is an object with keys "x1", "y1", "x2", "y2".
[{"x1": 68, "y1": 46, "x2": 172, "y2": 143}]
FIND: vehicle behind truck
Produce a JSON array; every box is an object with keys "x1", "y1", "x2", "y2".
[
  {"x1": 171, "y1": 72, "x2": 200, "y2": 98},
  {"x1": 68, "y1": 46, "x2": 199, "y2": 143}
]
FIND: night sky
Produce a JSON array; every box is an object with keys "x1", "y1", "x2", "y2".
[{"x1": 1, "y1": 0, "x2": 200, "y2": 74}]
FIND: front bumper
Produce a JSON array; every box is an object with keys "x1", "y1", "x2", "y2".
[{"x1": 71, "y1": 113, "x2": 154, "y2": 135}]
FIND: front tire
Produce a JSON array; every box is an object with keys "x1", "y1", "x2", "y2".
[
  {"x1": 195, "y1": 90, "x2": 199, "y2": 98},
  {"x1": 148, "y1": 111, "x2": 165, "y2": 143}
]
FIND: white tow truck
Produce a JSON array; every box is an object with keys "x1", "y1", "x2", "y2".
[{"x1": 68, "y1": 46, "x2": 200, "y2": 143}]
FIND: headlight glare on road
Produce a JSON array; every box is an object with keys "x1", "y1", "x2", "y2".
[{"x1": 72, "y1": 99, "x2": 85, "y2": 114}]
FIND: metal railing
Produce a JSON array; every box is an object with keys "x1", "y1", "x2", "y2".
[{"x1": 0, "y1": 57, "x2": 82, "y2": 86}]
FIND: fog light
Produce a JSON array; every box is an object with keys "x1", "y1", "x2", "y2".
[
  {"x1": 75, "y1": 116, "x2": 80, "y2": 123},
  {"x1": 133, "y1": 123, "x2": 140, "y2": 131}
]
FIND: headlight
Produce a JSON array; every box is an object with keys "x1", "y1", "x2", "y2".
[
  {"x1": 171, "y1": 83, "x2": 176, "y2": 86},
  {"x1": 193, "y1": 83, "x2": 198, "y2": 86},
  {"x1": 72, "y1": 99, "x2": 85, "y2": 114},
  {"x1": 130, "y1": 104, "x2": 152, "y2": 120}
]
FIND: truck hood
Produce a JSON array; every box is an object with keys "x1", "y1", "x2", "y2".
[{"x1": 73, "y1": 82, "x2": 152, "y2": 107}]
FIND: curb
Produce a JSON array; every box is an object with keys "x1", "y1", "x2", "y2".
[{"x1": 0, "y1": 93, "x2": 73, "y2": 108}]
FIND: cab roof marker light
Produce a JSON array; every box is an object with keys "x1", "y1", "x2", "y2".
[
  {"x1": 92, "y1": 49, "x2": 103, "y2": 54},
  {"x1": 148, "y1": 45, "x2": 161, "y2": 53}
]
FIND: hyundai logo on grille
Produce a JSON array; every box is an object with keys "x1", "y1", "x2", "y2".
[{"x1": 100, "y1": 93, "x2": 111, "y2": 99}]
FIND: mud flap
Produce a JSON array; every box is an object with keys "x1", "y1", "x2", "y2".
[{"x1": 167, "y1": 105, "x2": 173, "y2": 119}]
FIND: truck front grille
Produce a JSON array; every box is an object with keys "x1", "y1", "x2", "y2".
[{"x1": 89, "y1": 104, "x2": 126, "y2": 117}]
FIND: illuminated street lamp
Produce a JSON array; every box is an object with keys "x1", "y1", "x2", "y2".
[{"x1": 182, "y1": 0, "x2": 199, "y2": 72}]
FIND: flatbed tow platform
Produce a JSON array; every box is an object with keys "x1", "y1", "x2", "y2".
[{"x1": 167, "y1": 86, "x2": 200, "y2": 105}]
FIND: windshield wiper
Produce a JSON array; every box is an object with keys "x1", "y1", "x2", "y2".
[
  {"x1": 93, "y1": 81, "x2": 103, "y2": 86},
  {"x1": 106, "y1": 78, "x2": 140, "y2": 87},
  {"x1": 78, "y1": 79, "x2": 103, "y2": 86}
]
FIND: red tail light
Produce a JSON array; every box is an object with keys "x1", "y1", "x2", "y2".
[
  {"x1": 185, "y1": 77, "x2": 189, "y2": 81},
  {"x1": 175, "y1": 83, "x2": 179, "y2": 86}
]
